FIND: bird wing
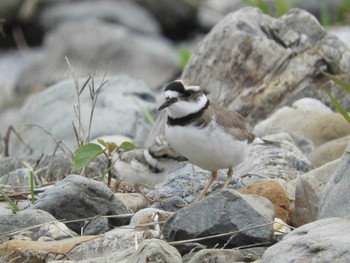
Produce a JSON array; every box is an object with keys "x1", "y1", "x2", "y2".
[{"x1": 210, "y1": 103, "x2": 256, "y2": 143}]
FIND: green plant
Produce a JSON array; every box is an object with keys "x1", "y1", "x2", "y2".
[
  {"x1": 321, "y1": 71, "x2": 350, "y2": 123},
  {"x1": 178, "y1": 48, "x2": 192, "y2": 70},
  {"x1": 0, "y1": 189, "x2": 20, "y2": 212},
  {"x1": 322, "y1": 71, "x2": 350, "y2": 154},
  {"x1": 71, "y1": 139, "x2": 136, "y2": 187},
  {"x1": 244, "y1": 0, "x2": 297, "y2": 17}
]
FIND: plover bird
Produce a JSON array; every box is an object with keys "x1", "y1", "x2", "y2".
[
  {"x1": 158, "y1": 80, "x2": 265, "y2": 201},
  {"x1": 114, "y1": 145, "x2": 187, "y2": 204}
]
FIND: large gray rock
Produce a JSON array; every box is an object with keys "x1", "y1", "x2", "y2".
[
  {"x1": 0, "y1": 209, "x2": 76, "y2": 243},
  {"x1": 162, "y1": 189, "x2": 274, "y2": 247},
  {"x1": 292, "y1": 159, "x2": 339, "y2": 226},
  {"x1": 32, "y1": 174, "x2": 132, "y2": 232},
  {"x1": 15, "y1": 20, "x2": 179, "y2": 94},
  {"x1": 181, "y1": 7, "x2": 350, "y2": 126},
  {"x1": 262, "y1": 217, "x2": 350, "y2": 263},
  {"x1": 39, "y1": 1, "x2": 160, "y2": 35},
  {"x1": 8, "y1": 76, "x2": 156, "y2": 156},
  {"x1": 318, "y1": 143, "x2": 350, "y2": 219}
]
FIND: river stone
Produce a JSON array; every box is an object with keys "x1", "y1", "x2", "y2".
[
  {"x1": 262, "y1": 217, "x2": 350, "y2": 263},
  {"x1": 0, "y1": 209, "x2": 68, "y2": 243},
  {"x1": 32, "y1": 174, "x2": 132, "y2": 232},
  {"x1": 318, "y1": 143, "x2": 350, "y2": 219},
  {"x1": 9, "y1": 76, "x2": 156, "y2": 156},
  {"x1": 162, "y1": 189, "x2": 274, "y2": 248},
  {"x1": 39, "y1": 1, "x2": 160, "y2": 35},
  {"x1": 15, "y1": 19, "x2": 179, "y2": 94},
  {"x1": 182, "y1": 7, "x2": 350, "y2": 125}
]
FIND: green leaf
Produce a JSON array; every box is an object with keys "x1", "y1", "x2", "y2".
[
  {"x1": 321, "y1": 71, "x2": 350, "y2": 93},
  {"x1": 119, "y1": 141, "x2": 136, "y2": 151},
  {"x1": 178, "y1": 48, "x2": 192, "y2": 70},
  {"x1": 326, "y1": 91, "x2": 350, "y2": 124},
  {"x1": 71, "y1": 143, "x2": 105, "y2": 172},
  {"x1": 97, "y1": 138, "x2": 107, "y2": 147}
]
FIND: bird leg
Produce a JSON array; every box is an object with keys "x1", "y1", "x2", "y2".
[
  {"x1": 134, "y1": 184, "x2": 157, "y2": 205},
  {"x1": 134, "y1": 184, "x2": 171, "y2": 206},
  {"x1": 195, "y1": 171, "x2": 218, "y2": 201},
  {"x1": 223, "y1": 166, "x2": 233, "y2": 188}
]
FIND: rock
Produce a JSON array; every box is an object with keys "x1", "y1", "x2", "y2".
[
  {"x1": 261, "y1": 217, "x2": 350, "y2": 263},
  {"x1": 129, "y1": 207, "x2": 173, "y2": 231},
  {"x1": 318, "y1": 143, "x2": 350, "y2": 219},
  {"x1": 32, "y1": 174, "x2": 132, "y2": 233},
  {"x1": 162, "y1": 189, "x2": 274, "y2": 248},
  {"x1": 292, "y1": 159, "x2": 340, "y2": 226},
  {"x1": 50, "y1": 248, "x2": 135, "y2": 263},
  {"x1": 188, "y1": 248, "x2": 260, "y2": 263},
  {"x1": 82, "y1": 216, "x2": 110, "y2": 235},
  {"x1": 39, "y1": 1, "x2": 160, "y2": 35},
  {"x1": 126, "y1": 238, "x2": 182, "y2": 263},
  {"x1": 236, "y1": 134, "x2": 312, "y2": 182},
  {"x1": 0, "y1": 168, "x2": 40, "y2": 192},
  {"x1": 329, "y1": 26, "x2": 350, "y2": 49},
  {"x1": 309, "y1": 135, "x2": 350, "y2": 167},
  {"x1": 0, "y1": 236, "x2": 98, "y2": 263},
  {"x1": 0, "y1": 209, "x2": 76, "y2": 243},
  {"x1": 181, "y1": 7, "x2": 350, "y2": 126},
  {"x1": 9, "y1": 76, "x2": 156, "y2": 156},
  {"x1": 253, "y1": 104, "x2": 350, "y2": 154},
  {"x1": 240, "y1": 181, "x2": 290, "y2": 223},
  {"x1": 136, "y1": 0, "x2": 197, "y2": 39},
  {"x1": 66, "y1": 228, "x2": 146, "y2": 260},
  {"x1": 15, "y1": 20, "x2": 179, "y2": 94},
  {"x1": 115, "y1": 193, "x2": 148, "y2": 213}
]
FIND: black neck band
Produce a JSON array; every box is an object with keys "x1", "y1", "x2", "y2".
[{"x1": 167, "y1": 100, "x2": 210, "y2": 126}]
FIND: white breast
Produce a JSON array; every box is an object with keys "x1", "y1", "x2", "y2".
[{"x1": 165, "y1": 121, "x2": 252, "y2": 171}]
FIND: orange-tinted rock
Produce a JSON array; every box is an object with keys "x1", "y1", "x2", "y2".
[{"x1": 240, "y1": 181, "x2": 290, "y2": 223}]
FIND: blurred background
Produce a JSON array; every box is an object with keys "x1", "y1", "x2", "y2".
[{"x1": 0, "y1": 0, "x2": 350, "y2": 154}]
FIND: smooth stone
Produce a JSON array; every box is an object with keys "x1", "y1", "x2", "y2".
[
  {"x1": 32, "y1": 174, "x2": 132, "y2": 233},
  {"x1": 188, "y1": 248, "x2": 261, "y2": 263},
  {"x1": 262, "y1": 217, "x2": 350, "y2": 263},
  {"x1": 292, "y1": 159, "x2": 340, "y2": 226},
  {"x1": 240, "y1": 181, "x2": 290, "y2": 223},
  {"x1": 253, "y1": 106, "x2": 350, "y2": 149},
  {"x1": 162, "y1": 189, "x2": 274, "y2": 248},
  {"x1": 0, "y1": 236, "x2": 97, "y2": 263},
  {"x1": 309, "y1": 134, "x2": 350, "y2": 167},
  {"x1": 129, "y1": 207, "x2": 173, "y2": 231},
  {"x1": 318, "y1": 143, "x2": 350, "y2": 219},
  {"x1": 126, "y1": 238, "x2": 182, "y2": 263},
  {"x1": 0, "y1": 209, "x2": 72, "y2": 243},
  {"x1": 9, "y1": 76, "x2": 157, "y2": 156},
  {"x1": 39, "y1": 1, "x2": 160, "y2": 35},
  {"x1": 15, "y1": 20, "x2": 179, "y2": 94},
  {"x1": 114, "y1": 193, "x2": 148, "y2": 213}
]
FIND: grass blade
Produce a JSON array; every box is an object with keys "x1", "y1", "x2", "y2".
[
  {"x1": 321, "y1": 71, "x2": 350, "y2": 93},
  {"x1": 29, "y1": 170, "x2": 35, "y2": 205},
  {"x1": 0, "y1": 189, "x2": 20, "y2": 212},
  {"x1": 326, "y1": 90, "x2": 350, "y2": 123}
]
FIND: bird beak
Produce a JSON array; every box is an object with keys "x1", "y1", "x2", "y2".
[{"x1": 158, "y1": 98, "x2": 177, "y2": 111}]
